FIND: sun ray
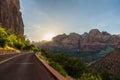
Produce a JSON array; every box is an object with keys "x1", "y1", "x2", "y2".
[{"x1": 43, "y1": 33, "x2": 56, "y2": 41}]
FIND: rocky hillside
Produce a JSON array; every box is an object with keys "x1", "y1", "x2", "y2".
[
  {"x1": 38, "y1": 29, "x2": 120, "y2": 63},
  {"x1": 93, "y1": 42, "x2": 120, "y2": 76},
  {"x1": 0, "y1": 0, "x2": 24, "y2": 35}
]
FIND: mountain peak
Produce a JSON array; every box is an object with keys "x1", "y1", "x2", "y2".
[
  {"x1": 37, "y1": 29, "x2": 120, "y2": 63},
  {"x1": 89, "y1": 29, "x2": 101, "y2": 37}
]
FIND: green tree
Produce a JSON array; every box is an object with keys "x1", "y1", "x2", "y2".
[
  {"x1": 49, "y1": 61, "x2": 67, "y2": 77},
  {"x1": 63, "y1": 57, "x2": 86, "y2": 78},
  {"x1": 7, "y1": 34, "x2": 17, "y2": 47},
  {"x1": 40, "y1": 51, "x2": 88, "y2": 78},
  {"x1": 0, "y1": 27, "x2": 8, "y2": 47},
  {"x1": 80, "y1": 73, "x2": 102, "y2": 80},
  {"x1": 100, "y1": 70, "x2": 114, "y2": 80},
  {"x1": 0, "y1": 26, "x2": 38, "y2": 51}
]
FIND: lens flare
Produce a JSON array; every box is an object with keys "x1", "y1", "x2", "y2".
[{"x1": 43, "y1": 33, "x2": 56, "y2": 41}]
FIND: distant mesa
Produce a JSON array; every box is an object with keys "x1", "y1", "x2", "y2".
[{"x1": 0, "y1": 0, "x2": 24, "y2": 35}]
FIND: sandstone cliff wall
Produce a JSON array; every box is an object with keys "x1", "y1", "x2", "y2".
[
  {"x1": 38, "y1": 29, "x2": 120, "y2": 63},
  {"x1": 39, "y1": 29, "x2": 120, "y2": 54},
  {"x1": 0, "y1": 0, "x2": 24, "y2": 35}
]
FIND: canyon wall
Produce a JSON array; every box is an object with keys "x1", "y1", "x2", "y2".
[
  {"x1": 0, "y1": 0, "x2": 24, "y2": 35},
  {"x1": 37, "y1": 29, "x2": 120, "y2": 63}
]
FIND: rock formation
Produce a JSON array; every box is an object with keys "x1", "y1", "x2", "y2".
[
  {"x1": 37, "y1": 29, "x2": 120, "y2": 63},
  {"x1": 0, "y1": 0, "x2": 24, "y2": 35},
  {"x1": 39, "y1": 29, "x2": 120, "y2": 53},
  {"x1": 93, "y1": 43, "x2": 120, "y2": 76}
]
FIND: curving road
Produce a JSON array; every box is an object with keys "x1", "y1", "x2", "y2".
[
  {"x1": 0, "y1": 53, "x2": 20, "y2": 61},
  {"x1": 0, "y1": 53, "x2": 57, "y2": 80}
]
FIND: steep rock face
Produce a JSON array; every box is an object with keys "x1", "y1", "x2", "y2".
[
  {"x1": 93, "y1": 43, "x2": 120, "y2": 76},
  {"x1": 39, "y1": 29, "x2": 120, "y2": 53},
  {"x1": 80, "y1": 29, "x2": 113, "y2": 53},
  {"x1": 0, "y1": 0, "x2": 24, "y2": 35},
  {"x1": 40, "y1": 33, "x2": 81, "y2": 53},
  {"x1": 38, "y1": 29, "x2": 120, "y2": 62}
]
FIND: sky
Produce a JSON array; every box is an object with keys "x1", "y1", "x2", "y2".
[{"x1": 20, "y1": 0, "x2": 120, "y2": 41}]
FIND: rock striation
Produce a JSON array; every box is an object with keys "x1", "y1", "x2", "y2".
[
  {"x1": 38, "y1": 29, "x2": 120, "y2": 63},
  {"x1": 0, "y1": 0, "x2": 24, "y2": 35},
  {"x1": 93, "y1": 43, "x2": 120, "y2": 76},
  {"x1": 39, "y1": 29, "x2": 120, "y2": 53}
]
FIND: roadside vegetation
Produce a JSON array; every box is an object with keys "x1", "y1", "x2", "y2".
[
  {"x1": 0, "y1": 26, "x2": 39, "y2": 51},
  {"x1": 40, "y1": 49, "x2": 120, "y2": 80},
  {"x1": 40, "y1": 49, "x2": 102, "y2": 80},
  {"x1": 1, "y1": 26, "x2": 117, "y2": 80}
]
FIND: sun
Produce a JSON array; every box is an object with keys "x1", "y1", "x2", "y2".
[{"x1": 43, "y1": 33, "x2": 56, "y2": 41}]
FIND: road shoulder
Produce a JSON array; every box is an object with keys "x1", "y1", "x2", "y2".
[{"x1": 35, "y1": 53, "x2": 67, "y2": 80}]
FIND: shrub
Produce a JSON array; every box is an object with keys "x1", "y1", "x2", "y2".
[
  {"x1": 100, "y1": 70, "x2": 114, "y2": 80},
  {"x1": 80, "y1": 73, "x2": 102, "y2": 80},
  {"x1": 49, "y1": 61, "x2": 67, "y2": 77},
  {"x1": 0, "y1": 27, "x2": 8, "y2": 47},
  {"x1": 40, "y1": 50, "x2": 88, "y2": 78},
  {"x1": 0, "y1": 27, "x2": 38, "y2": 51}
]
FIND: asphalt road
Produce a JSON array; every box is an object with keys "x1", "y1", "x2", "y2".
[
  {"x1": 0, "y1": 53, "x2": 20, "y2": 61},
  {"x1": 0, "y1": 53, "x2": 57, "y2": 80}
]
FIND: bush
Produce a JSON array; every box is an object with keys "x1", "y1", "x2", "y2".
[
  {"x1": 40, "y1": 50, "x2": 88, "y2": 78},
  {"x1": 52, "y1": 53, "x2": 87, "y2": 78},
  {"x1": 0, "y1": 38, "x2": 8, "y2": 48},
  {"x1": 49, "y1": 61, "x2": 67, "y2": 77},
  {"x1": 0, "y1": 27, "x2": 38, "y2": 51},
  {"x1": 0, "y1": 27, "x2": 8, "y2": 47},
  {"x1": 100, "y1": 70, "x2": 114, "y2": 80},
  {"x1": 80, "y1": 73, "x2": 102, "y2": 80},
  {"x1": 63, "y1": 57, "x2": 86, "y2": 78}
]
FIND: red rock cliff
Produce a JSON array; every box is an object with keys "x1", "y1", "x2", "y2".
[
  {"x1": 93, "y1": 45, "x2": 120, "y2": 76},
  {"x1": 0, "y1": 0, "x2": 24, "y2": 35}
]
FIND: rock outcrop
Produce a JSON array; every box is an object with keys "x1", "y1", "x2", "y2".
[
  {"x1": 0, "y1": 0, "x2": 24, "y2": 35},
  {"x1": 38, "y1": 29, "x2": 120, "y2": 63},
  {"x1": 39, "y1": 29, "x2": 120, "y2": 53},
  {"x1": 93, "y1": 43, "x2": 120, "y2": 76}
]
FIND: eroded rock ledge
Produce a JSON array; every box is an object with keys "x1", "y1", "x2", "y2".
[{"x1": 0, "y1": 0, "x2": 24, "y2": 35}]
